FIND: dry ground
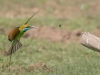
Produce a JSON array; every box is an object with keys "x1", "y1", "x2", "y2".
[{"x1": 1, "y1": 26, "x2": 100, "y2": 43}]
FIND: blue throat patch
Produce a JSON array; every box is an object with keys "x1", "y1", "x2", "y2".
[{"x1": 24, "y1": 28, "x2": 30, "y2": 31}]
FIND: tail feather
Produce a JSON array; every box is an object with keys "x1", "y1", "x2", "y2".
[{"x1": 5, "y1": 40, "x2": 22, "y2": 56}]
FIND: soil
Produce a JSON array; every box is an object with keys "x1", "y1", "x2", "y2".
[
  {"x1": 23, "y1": 26, "x2": 82, "y2": 43},
  {"x1": 1, "y1": 26, "x2": 100, "y2": 43}
]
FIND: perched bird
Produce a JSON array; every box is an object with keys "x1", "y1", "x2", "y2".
[{"x1": 5, "y1": 11, "x2": 39, "y2": 66}]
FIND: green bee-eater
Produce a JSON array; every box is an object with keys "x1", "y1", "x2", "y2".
[{"x1": 5, "y1": 11, "x2": 39, "y2": 66}]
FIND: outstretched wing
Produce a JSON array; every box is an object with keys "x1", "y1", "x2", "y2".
[
  {"x1": 8, "y1": 27, "x2": 20, "y2": 42},
  {"x1": 5, "y1": 40, "x2": 22, "y2": 56}
]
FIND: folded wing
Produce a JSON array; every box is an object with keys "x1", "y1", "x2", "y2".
[{"x1": 8, "y1": 27, "x2": 20, "y2": 42}]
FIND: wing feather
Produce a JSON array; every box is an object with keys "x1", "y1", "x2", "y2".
[
  {"x1": 5, "y1": 40, "x2": 22, "y2": 56},
  {"x1": 8, "y1": 27, "x2": 20, "y2": 41}
]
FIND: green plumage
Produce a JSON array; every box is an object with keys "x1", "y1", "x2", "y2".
[
  {"x1": 5, "y1": 11, "x2": 38, "y2": 67},
  {"x1": 13, "y1": 31, "x2": 25, "y2": 42},
  {"x1": 6, "y1": 27, "x2": 28, "y2": 55}
]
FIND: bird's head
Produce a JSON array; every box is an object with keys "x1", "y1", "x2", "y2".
[{"x1": 19, "y1": 25, "x2": 35, "y2": 32}]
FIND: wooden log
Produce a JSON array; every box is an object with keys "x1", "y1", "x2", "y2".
[{"x1": 80, "y1": 32, "x2": 100, "y2": 52}]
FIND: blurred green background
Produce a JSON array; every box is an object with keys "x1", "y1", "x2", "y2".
[{"x1": 0, "y1": 0, "x2": 100, "y2": 75}]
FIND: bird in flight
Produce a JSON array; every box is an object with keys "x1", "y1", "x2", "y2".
[
  {"x1": 59, "y1": 24, "x2": 61, "y2": 27},
  {"x1": 5, "y1": 11, "x2": 39, "y2": 66}
]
